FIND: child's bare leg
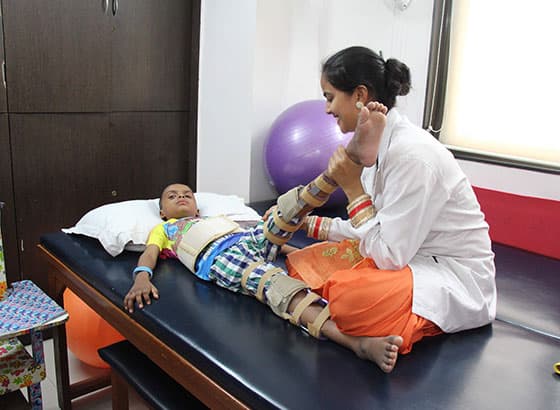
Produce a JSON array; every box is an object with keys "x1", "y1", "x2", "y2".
[
  {"x1": 345, "y1": 101, "x2": 388, "y2": 167},
  {"x1": 287, "y1": 291, "x2": 403, "y2": 373}
]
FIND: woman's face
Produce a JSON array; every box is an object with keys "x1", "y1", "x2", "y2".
[{"x1": 320, "y1": 74, "x2": 360, "y2": 134}]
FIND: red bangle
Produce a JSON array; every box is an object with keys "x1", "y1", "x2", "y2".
[
  {"x1": 348, "y1": 199, "x2": 373, "y2": 218},
  {"x1": 312, "y1": 217, "x2": 322, "y2": 238}
]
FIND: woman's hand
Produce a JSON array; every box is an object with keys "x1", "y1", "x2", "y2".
[
  {"x1": 124, "y1": 271, "x2": 159, "y2": 313},
  {"x1": 327, "y1": 146, "x2": 366, "y2": 202}
]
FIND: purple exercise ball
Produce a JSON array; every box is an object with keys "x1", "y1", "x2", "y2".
[{"x1": 264, "y1": 100, "x2": 352, "y2": 208}]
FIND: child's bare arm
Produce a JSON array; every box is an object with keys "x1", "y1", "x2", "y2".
[{"x1": 124, "y1": 244, "x2": 160, "y2": 313}]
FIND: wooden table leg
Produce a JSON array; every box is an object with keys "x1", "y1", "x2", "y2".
[
  {"x1": 53, "y1": 320, "x2": 72, "y2": 410},
  {"x1": 49, "y1": 273, "x2": 72, "y2": 410},
  {"x1": 48, "y1": 271, "x2": 112, "y2": 409},
  {"x1": 111, "y1": 370, "x2": 130, "y2": 410},
  {"x1": 28, "y1": 329, "x2": 45, "y2": 410}
]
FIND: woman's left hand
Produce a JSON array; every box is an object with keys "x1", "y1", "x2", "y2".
[{"x1": 327, "y1": 146, "x2": 365, "y2": 201}]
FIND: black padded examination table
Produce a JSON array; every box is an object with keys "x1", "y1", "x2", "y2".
[{"x1": 39, "y1": 229, "x2": 560, "y2": 410}]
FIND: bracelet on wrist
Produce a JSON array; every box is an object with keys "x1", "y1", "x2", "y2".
[
  {"x1": 306, "y1": 215, "x2": 332, "y2": 241},
  {"x1": 132, "y1": 266, "x2": 153, "y2": 280},
  {"x1": 346, "y1": 194, "x2": 376, "y2": 228}
]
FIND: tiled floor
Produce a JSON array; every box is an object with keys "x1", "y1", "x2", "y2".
[{"x1": 21, "y1": 338, "x2": 148, "y2": 410}]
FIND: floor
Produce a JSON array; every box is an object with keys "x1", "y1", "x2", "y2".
[{"x1": 21, "y1": 338, "x2": 148, "y2": 410}]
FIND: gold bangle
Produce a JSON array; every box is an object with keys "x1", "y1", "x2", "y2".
[
  {"x1": 350, "y1": 206, "x2": 375, "y2": 228},
  {"x1": 318, "y1": 217, "x2": 332, "y2": 240},
  {"x1": 347, "y1": 194, "x2": 372, "y2": 215}
]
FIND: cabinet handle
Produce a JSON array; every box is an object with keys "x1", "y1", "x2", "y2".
[
  {"x1": 112, "y1": 0, "x2": 118, "y2": 16},
  {"x1": 2, "y1": 62, "x2": 6, "y2": 88},
  {"x1": 101, "y1": 0, "x2": 108, "y2": 14}
]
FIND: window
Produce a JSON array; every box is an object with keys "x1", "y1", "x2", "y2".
[{"x1": 424, "y1": 0, "x2": 560, "y2": 173}]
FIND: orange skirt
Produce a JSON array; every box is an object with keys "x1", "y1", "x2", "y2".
[{"x1": 286, "y1": 241, "x2": 442, "y2": 354}]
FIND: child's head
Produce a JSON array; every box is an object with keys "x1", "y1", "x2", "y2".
[{"x1": 159, "y1": 183, "x2": 199, "y2": 220}]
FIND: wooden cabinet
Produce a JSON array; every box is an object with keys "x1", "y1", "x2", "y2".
[
  {"x1": 0, "y1": 12, "x2": 6, "y2": 113},
  {"x1": 0, "y1": 0, "x2": 200, "y2": 292},
  {"x1": 3, "y1": 0, "x2": 196, "y2": 112},
  {"x1": 0, "y1": 12, "x2": 17, "y2": 283},
  {"x1": 0, "y1": 114, "x2": 19, "y2": 285},
  {"x1": 2, "y1": 0, "x2": 112, "y2": 112},
  {"x1": 111, "y1": 0, "x2": 196, "y2": 111}
]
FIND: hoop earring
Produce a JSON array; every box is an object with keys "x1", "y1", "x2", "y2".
[{"x1": 355, "y1": 101, "x2": 364, "y2": 110}]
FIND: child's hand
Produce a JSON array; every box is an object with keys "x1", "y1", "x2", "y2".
[
  {"x1": 123, "y1": 272, "x2": 159, "y2": 313},
  {"x1": 262, "y1": 205, "x2": 277, "y2": 222},
  {"x1": 280, "y1": 244, "x2": 299, "y2": 254}
]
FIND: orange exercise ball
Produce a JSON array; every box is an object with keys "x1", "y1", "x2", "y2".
[{"x1": 63, "y1": 288, "x2": 125, "y2": 368}]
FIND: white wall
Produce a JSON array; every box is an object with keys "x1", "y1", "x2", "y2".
[
  {"x1": 197, "y1": 0, "x2": 256, "y2": 201},
  {"x1": 198, "y1": 0, "x2": 560, "y2": 203}
]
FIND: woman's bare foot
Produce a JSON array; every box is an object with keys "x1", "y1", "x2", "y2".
[
  {"x1": 355, "y1": 335, "x2": 403, "y2": 373},
  {"x1": 346, "y1": 101, "x2": 388, "y2": 167}
]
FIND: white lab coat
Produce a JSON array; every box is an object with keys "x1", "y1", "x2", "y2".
[{"x1": 327, "y1": 109, "x2": 496, "y2": 332}]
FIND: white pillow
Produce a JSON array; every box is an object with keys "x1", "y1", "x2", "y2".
[{"x1": 62, "y1": 192, "x2": 261, "y2": 257}]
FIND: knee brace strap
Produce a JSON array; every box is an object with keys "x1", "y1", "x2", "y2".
[
  {"x1": 289, "y1": 291, "x2": 322, "y2": 326},
  {"x1": 241, "y1": 261, "x2": 262, "y2": 292},
  {"x1": 241, "y1": 261, "x2": 283, "y2": 302},
  {"x1": 308, "y1": 305, "x2": 330, "y2": 339},
  {"x1": 256, "y1": 267, "x2": 283, "y2": 303},
  {"x1": 265, "y1": 274, "x2": 309, "y2": 319}
]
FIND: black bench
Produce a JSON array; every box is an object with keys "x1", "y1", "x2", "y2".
[
  {"x1": 40, "y1": 199, "x2": 560, "y2": 409},
  {"x1": 250, "y1": 200, "x2": 560, "y2": 340},
  {"x1": 98, "y1": 340, "x2": 207, "y2": 410}
]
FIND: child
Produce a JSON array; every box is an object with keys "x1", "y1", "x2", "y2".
[
  {"x1": 124, "y1": 103, "x2": 390, "y2": 314},
  {"x1": 123, "y1": 183, "x2": 297, "y2": 312},
  {"x1": 124, "y1": 102, "x2": 407, "y2": 373}
]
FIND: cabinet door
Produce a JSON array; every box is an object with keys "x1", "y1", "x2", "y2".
[
  {"x1": 10, "y1": 112, "x2": 195, "y2": 292},
  {"x1": 2, "y1": 0, "x2": 111, "y2": 112},
  {"x1": 108, "y1": 111, "x2": 196, "y2": 196},
  {"x1": 0, "y1": 114, "x2": 19, "y2": 283},
  {"x1": 111, "y1": 0, "x2": 198, "y2": 111},
  {"x1": 10, "y1": 114, "x2": 112, "y2": 291},
  {"x1": 0, "y1": 13, "x2": 7, "y2": 113}
]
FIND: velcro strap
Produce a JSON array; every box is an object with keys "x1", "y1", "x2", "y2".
[
  {"x1": 266, "y1": 274, "x2": 309, "y2": 319},
  {"x1": 300, "y1": 188, "x2": 326, "y2": 208},
  {"x1": 264, "y1": 221, "x2": 290, "y2": 246},
  {"x1": 308, "y1": 305, "x2": 330, "y2": 339},
  {"x1": 289, "y1": 291, "x2": 321, "y2": 326},
  {"x1": 241, "y1": 261, "x2": 262, "y2": 292},
  {"x1": 256, "y1": 268, "x2": 283, "y2": 303},
  {"x1": 272, "y1": 208, "x2": 302, "y2": 232},
  {"x1": 276, "y1": 185, "x2": 303, "y2": 221},
  {"x1": 314, "y1": 174, "x2": 338, "y2": 194}
]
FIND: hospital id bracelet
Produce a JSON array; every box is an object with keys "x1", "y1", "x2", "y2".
[{"x1": 132, "y1": 266, "x2": 153, "y2": 280}]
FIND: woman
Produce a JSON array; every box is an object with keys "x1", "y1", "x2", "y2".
[{"x1": 280, "y1": 45, "x2": 496, "y2": 373}]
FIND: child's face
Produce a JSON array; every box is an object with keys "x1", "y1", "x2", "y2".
[{"x1": 160, "y1": 184, "x2": 198, "y2": 220}]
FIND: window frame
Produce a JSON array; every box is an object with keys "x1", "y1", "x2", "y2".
[{"x1": 423, "y1": 0, "x2": 560, "y2": 175}]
